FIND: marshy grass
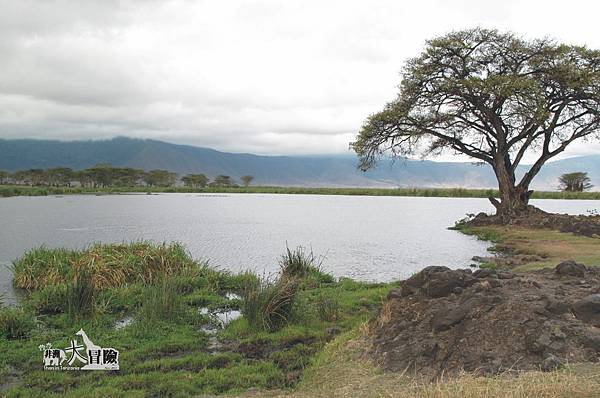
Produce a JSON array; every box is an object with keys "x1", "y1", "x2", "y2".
[
  {"x1": 279, "y1": 246, "x2": 323, "y2": 278},
  {"x1": 3, "y1": 242, "x2": 395, "y2": 396},
  {"x1": 242, "y1": 276, "x2": 300, "y2": 332},
  {"x1": 12, "y1": 241, "x2": 201, "y2": 291},
  {"x1": 0, "y1": 306, "x2": 35, "y2": 339},
  {"x1": 279, "y1": 246, "x2": 335, "y2": 286},
  {"x1": 137, "y1": 277, "x2": 187, "y2": 324},
  {"x1": 67, "y1": 265, "x2": 95, "y2": 318},
  {"x1": 241, "y1": 247, "x2": 339, "y2": 332}
]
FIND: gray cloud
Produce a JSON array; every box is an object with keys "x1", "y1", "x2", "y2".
[{"x1": 0, "y1": 0, "x2": 599, "y2": 159}]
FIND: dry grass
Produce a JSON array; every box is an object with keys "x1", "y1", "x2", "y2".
[
  {"x1": 465, "y1": 226, "x2": 600, "y2": 272},
  {"x1": 247, "y1": 331, "x2": 600, "y2": 398}
]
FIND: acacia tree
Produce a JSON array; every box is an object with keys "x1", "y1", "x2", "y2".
[
  {"x1": 352, "y1": 29, "x2": 600, "y2": 218},
  {"x1": 558, "y1": 172, "x2": 593, "y2": 192},
  {"x1": 182, "y1": 173, "x2": 209, "y2": 188},
  {"x1": 240, "y1": 175, "x2": 254, "y2": 187},
  {"x1": 0, "y1": 170, "x2": 8, "y2": 184}
]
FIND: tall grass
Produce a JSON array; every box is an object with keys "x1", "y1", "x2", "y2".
[
  {"x1": 0, "y1": 307, "x2": 35, "y2": 339},
  {"x1": 67, "y1": 266, "x2": 95, "y2": 318},
  {"x1": 279, "y1": 246, "x2": 334, "y2": 285},
  {"x1": 138, "y1": 277, "x2": 186, "y2": 324},
  {"x1": 12, "y1": 242, "x2": 200, "y2": 291},
  {"x1": 241, "y1": 247, "x2": 337, "y2": 332},
  {"x1": 279, "y1": 246, "x2": 321, "y2": 279},
  {"x1": 242, "y1": 276, "x2": 299, "y2": 332}
]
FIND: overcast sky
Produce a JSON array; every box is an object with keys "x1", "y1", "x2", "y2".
[{"x1": 1, "y1": 0, "x2": 600, "y2": 160}]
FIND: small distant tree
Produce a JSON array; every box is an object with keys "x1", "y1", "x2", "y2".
[
  {"x1": 240, "y1": 175, "x2": 254, "y2": 187},
  {"x1": 182, "y1": 173, "x2": 209, "y2": 188},
  {"x1": 0, "y1": 170, "x2": 9, "y2": 185},
  {"x1": 211, "y1": 175, "x2": 234, "y2": 187},
  {"x1": 559, "y1": 172, "x2": 593, "y2": 192},
  {"x1": 21, "y1": 169, "x2": 47, "y2": 186}
]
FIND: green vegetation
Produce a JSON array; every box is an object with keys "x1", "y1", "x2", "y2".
[
  {"x1": 1, "y1": 243, "x2": 393, "y2": 396},
  {"x1": 352, "y1": 27, "x2": 600, "y2": 218},
  {"x1": 12, "y1": 242, "x2": 199, "y2": 290},
  {"x1": 2, "y1": 183, "x2": 600, "y2": 200},
  {"x1": 0, "y1": 165, "x2": 254, "y2": 191}
]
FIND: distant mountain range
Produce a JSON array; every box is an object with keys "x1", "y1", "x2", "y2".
[{"x1": 0, "y1": 137, "x2": 599, "y2": 190}]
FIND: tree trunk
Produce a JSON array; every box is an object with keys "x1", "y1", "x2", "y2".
[{"x1": 488, "y1": 154, "x2": 531, "y2": 220}]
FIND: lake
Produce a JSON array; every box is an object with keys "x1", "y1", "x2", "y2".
[{"x1": 1, "y1": 194, "x2": 598, "y2": 303}]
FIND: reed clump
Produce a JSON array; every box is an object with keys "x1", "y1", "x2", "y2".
[
  {"x1": 12, "y1": 242, "x2": 201, "y2": 291},
  {"x1": 242, "y1": 276, "x2": 299, "y2": 332}
]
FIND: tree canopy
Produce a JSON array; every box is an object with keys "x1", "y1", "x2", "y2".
[
  {"x1": 558, "y1": 172, "x2": 593, "y2": 192},
  {"x1": 352, "y1": 28, "x2": 600, "y2": 217}
]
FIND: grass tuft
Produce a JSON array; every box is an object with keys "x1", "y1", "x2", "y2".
[
  {"x1": 137, "y1": 277, "x2": 187, "y2": 324},
  {"x1": 67, "y1": 265, "x2": 95, "y2": 318},
  {"x1": 0, "y1": 307, "x2": 35, "y2": 339},
  {"x1": 242, "y1": 276, "x2": 299, "y2": 332}
]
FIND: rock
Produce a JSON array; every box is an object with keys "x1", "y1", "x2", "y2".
[
  {"x1": 525, "y1": 332, "x2": 552, "y2": 354},
  {"x1": 473, "y1": 269, "x2": 496, "y2": 279},
  {"x1": 555, "y1": 261, "x2": 587, "y2": 277},
  {"x1": 489, "y1": 279, "x2": 503, "y2": 288},
  {"x1": 400, "y1": 266, "x2": 476, "y2": 298},
  {"x1": 431, "y1": 305, "x2": 468, "y2": 332},
  {"x1": 497, "y1": 272, "x2": 516, "y2": 280},
  {"x1": 540, "y1": 353, "x2": 563, "y2": 372},
  {"x1": 324, "y1": 326, "x2": 342, "y2": 341},
  {"x1": 582, "y1": 331, "x2": 600, "y2": 351},
  {"x1": 425, "y1": 271, "x2": 475, "y2": 298},
  {"x1": 572, "y1": 294, "x2": 600, "y2": 326},
  {"x1": 544, "y1": 297, "x2": 569, "y2": 315}
]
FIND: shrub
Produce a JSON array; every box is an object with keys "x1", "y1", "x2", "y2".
[
  {"x1": 0, "y1": 307, "x2": 35, "y2": 339},
  {"x1": 241, "y1": 276, "x2": 299, "y2": 332}
]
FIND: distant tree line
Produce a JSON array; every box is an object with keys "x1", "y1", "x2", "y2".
[{"x1": 0, "y1": 165, "x2": 254, "y2": 188}]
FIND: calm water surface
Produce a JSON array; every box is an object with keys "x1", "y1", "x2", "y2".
[{"x1": 1, "y1": 194, "x2": 598, "y2": 303}]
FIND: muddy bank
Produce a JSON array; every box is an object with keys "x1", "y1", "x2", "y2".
[
  {"x1": 367, "y1": 263, "x2": 600, "y2": 378},
  {"x1": 468, "y1": 209, "x2": 600, "y2": 238}
]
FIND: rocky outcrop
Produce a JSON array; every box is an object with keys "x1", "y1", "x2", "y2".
[{"x1": 368, "y1": 263, "x2": 600, "y2": 378}]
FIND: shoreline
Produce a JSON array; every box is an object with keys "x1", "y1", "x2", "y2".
[
  {"x1": 2, "y1": 218, "x2": 600, "y2": 396},
  {"x1": 2, "y1": 184, "x2": 600, "y2": 200}
]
